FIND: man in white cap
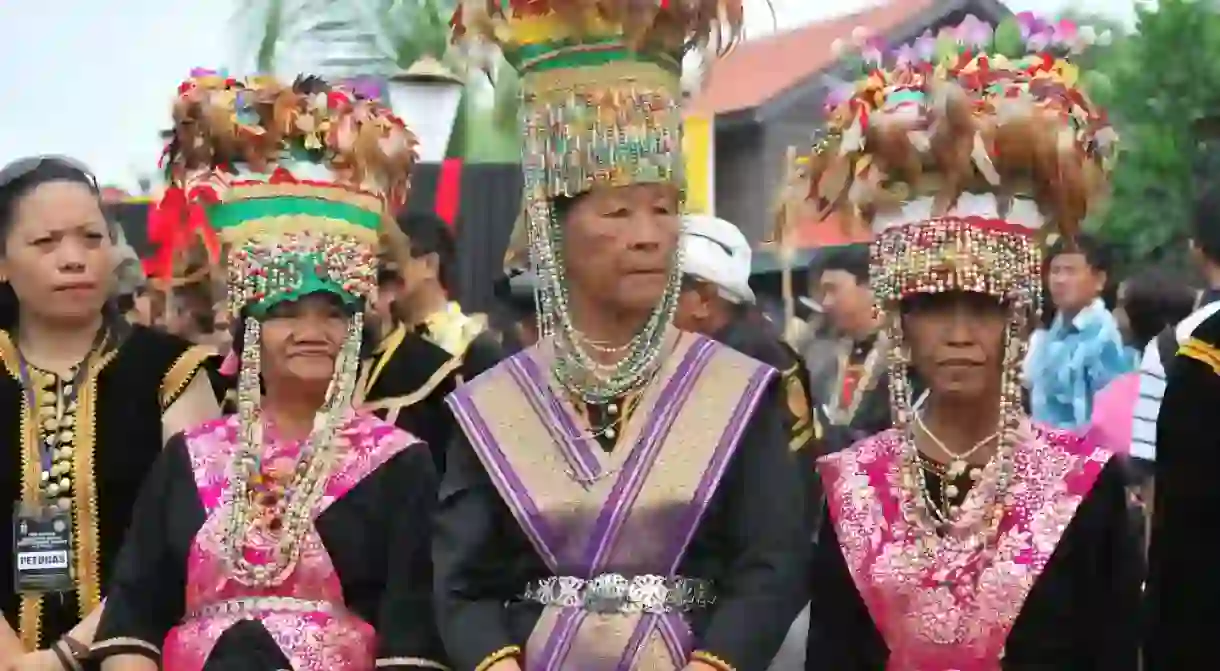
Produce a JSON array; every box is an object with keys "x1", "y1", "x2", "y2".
[
  {"x1": 676, "y1": 213, "x2": 817, "y2": 671},
  {"x1": 676, "y1": 214, "x2": 821, "y2": 456}
]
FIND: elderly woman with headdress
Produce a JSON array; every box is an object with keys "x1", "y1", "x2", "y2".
[
  {"x1": 0, "y1": 156, "x2": 219, "y2": 671},
  {"x1": 88, "y1": 73, "x2": 446, "y2": 671},
  {"x1": 797, "y1": 15, "x2": 1144, "y2": 671},
  {"x1": 432, "y1": 3, "x2": 811, "y2": 671}
]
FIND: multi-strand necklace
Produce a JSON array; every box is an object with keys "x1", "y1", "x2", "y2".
[
  {"x1": 913, "y1": 413, "x2": 996, "y2": 524},
  {"x1": 903, "y1": 411, "x2": 1011, "y2": 539},
  {"x1": 533, "y1": 213, "x2": 680, "y2": 406},
  {"x1": 221, "y1": 415, "x2": 342, "y2": 587},
  {"x1": 220, "y1": 314, "x2": 361, "y2": 587}
]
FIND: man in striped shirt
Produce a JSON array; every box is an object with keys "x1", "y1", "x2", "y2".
[
  {"x1": 1144, "y1": 185, "x2": 1220, "y2": 670},
  {"x1": 1131, "y1": 297, "x2": 1220, "y2": 465},
  {"x1": 1131, "y1": 194, "x2": 1220, "y2": 468}
]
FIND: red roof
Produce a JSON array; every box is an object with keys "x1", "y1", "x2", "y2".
[{"x1": 687, "y1": 0, "x2": 937, "y2": 116}]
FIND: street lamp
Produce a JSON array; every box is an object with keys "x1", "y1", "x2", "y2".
[{"x1": 386, "y1": 57, "x2": 465, "y2": 163}]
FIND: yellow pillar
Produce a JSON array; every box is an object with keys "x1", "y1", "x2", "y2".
[{"x1": 682, "y1": 113, "x2": 714, "y2": 215}]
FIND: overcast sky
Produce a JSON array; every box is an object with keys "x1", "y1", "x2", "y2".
[{"x1": 0, "y1": 0, "x2": 1144, "y2": 189}]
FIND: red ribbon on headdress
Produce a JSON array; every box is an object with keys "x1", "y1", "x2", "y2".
[{"x1": 142, "y1": 184, "x2": 221, "y2": 281}]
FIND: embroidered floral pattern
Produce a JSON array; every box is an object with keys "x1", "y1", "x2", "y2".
[
  {"x1": 161, "y1": 414, "x2": 411, "y2": 671},
  {"x1": 818, "y1": 424, "x2": 1111, "y2": 670}
]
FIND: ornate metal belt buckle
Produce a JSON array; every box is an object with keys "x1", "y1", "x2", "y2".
[
  {"x1": 584, "y1": 574, "x2": 630, "y2": 614},
  {"x1": 629, "y1": 575, "x2": 669, "y2": 614}
]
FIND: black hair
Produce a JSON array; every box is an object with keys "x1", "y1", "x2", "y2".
[
  {"x1": 1121, "y1": 267, "x2": 1197, "y2": 350},
  {"x1": 493, "y1": 269, "x2": 536, "y2": 319},
  {"x1": 1192, "y1": 183, "x2": 1220, "y2": 265},
  {"x1": 814, "y1": 245, "x2": 870, "y2": 285},
  {"x1": 115, "y1": 294, "x2": 136, "y2": 315},
  {"x1": 394, "y1": 210, "x2": 456, "y2": 295},
  {"x1": 0, "y1": 157, "x2": 122, "y2": 333},
  {"x1": 1046, "y1": 233, "x2": 1112, "y2": 274}
]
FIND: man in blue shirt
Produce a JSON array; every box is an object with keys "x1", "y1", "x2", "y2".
[{"x1": 1024, "y1": 234, "x2": 1132, "y2": 429}]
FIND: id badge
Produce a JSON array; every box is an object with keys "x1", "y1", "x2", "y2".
[{"x1": 13, "y1": 503, "x2": 74, "y2": 594}]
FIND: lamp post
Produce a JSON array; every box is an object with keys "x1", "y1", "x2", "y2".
[{"x1": 386, "y1": 57, "x2": 465, "y2": 163}]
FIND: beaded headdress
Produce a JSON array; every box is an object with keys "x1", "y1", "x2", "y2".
[
  {"x1": 452, "y1": 0, "x2": 748, "y2": 403},
  {"x1": 795, "y1": 13, "x2": 1117, "y2": 430},
  {"x1": 795, "y1": 12, "x2": 1117, "y2": 536},
  {"x1": 158, "y1": 70, "x2": 416, "y2": 585},
  {"x1": 796, "y1": 15, "x2": 1116, "y2": 540}
]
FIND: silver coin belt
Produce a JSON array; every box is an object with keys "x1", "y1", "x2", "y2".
[
  {"x1": 522, "y1": 574, "x2": 714, "y2": 615},
  {"x1": 187, "y1": 596, "x2": 336, "y2": 620}
]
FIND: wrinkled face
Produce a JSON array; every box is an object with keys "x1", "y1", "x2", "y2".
[
  {"x1": 259, "y1": 293, "x2": 350, "y2": 389},
  {"x1": 0, "y1": 181, "x2": 114, "y2": 325},
  {"x1": 562, "y1": 183, "x2": 680, "y2": 315},
  {"x1": 902, "y1": 291, "x2": 1008, "y2": 399},
  {"x1": 817, "y1": 269, "x2": 873, "y2": 334},
  {"x1": 1048, "y1": 252, "x2": 1104, "y2": 314}
]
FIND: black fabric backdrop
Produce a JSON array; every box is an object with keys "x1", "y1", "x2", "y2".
[{"x1": 104, "y1": 163, "x2": 523, "y2": 313}]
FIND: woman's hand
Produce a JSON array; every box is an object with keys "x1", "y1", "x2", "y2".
[
  {"x1": 8, "y1": 650, "x2": 61, "y2": 671},
  {"x1": 682, "y1": 663, "x2": 722, "y2": 671},
  {"x1": 484, "y1": 660, "x2": 523, "y2": 671}
]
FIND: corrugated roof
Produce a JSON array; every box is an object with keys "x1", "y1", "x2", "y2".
[{"x1": 686, "y1": 0, "x2": 937, "y2": 116}]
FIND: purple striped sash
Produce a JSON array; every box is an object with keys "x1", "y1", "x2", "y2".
[{"x1": 447, "y1": 335, "x2": 777, "y2": 671}]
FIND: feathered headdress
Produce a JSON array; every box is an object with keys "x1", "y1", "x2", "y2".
[
  {"x1": 793, "y1": 12, "x2": 1117, "y2": 312},
  {"x1": 155, "y1": 69, "x2": 418, "y2": 318}
]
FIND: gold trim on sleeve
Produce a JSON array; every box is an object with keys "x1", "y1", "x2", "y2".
[
  {"x1": 1, "y1": 332, "x2": 118, "y2": 649},
  {"x1": 473, "y1": 645, "x2": 520, "y2": 671},
  {"x1": 74, "y1": 355, "x2": 117, "y2": 621},
  {"x1": 375, "y1": 658, "x2": 450, "y2": 669},
  {"x1": 361, "y1": 353, "x2": 464, "y2": 415},
  {"x1": 160, "y1": 345, "x2": 215, "y2": 409},
  {"x1": 690, "y1": 650, "x2": 737, "y2": 671},
  {"x1": 1180, "y1": 337, "x2": 1220, "y2": 376},
  {"x1": 357, "y1": 323, "x2": 408, "y2": 404},
  {"x1": 1, "y1": 331, "x2": 43, "y2": 652}
]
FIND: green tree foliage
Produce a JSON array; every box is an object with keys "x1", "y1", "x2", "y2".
[{"x1": 1086, "y1": 0, "x2": 1220, "y2": 271}]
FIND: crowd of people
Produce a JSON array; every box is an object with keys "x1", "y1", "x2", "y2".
[{"x1": 0, "y1": 3, "x2": 1217, "y2": 671}]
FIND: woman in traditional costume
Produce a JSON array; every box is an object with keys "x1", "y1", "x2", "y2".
[
  {"x1": 88, "y1": 72, "x2": 446, "y2": 671},
  {"x1": 433, "y1": 3, "x2": 811, "y2": 671},
  {"x1": 0, "y1": 157, "x2": 219, "y2": 670},
  {"x1": 800, "y1": 14, "x2": 1143, "y2": 670}
]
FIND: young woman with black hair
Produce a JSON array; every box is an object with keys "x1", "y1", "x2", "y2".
[{"x1": 0, "y1": 157, "x2": 219, "y2": 670}]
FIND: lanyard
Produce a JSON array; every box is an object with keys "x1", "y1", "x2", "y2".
[{"x1": 17, "y1": 329, "x2": 107, "y2": 478}]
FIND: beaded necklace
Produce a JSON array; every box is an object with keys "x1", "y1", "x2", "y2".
[
  {"x1": 888, "y1": 316, "x2": 1026, "y2": 547},
  {"x1": 220, "y1": 313, "x2": 363, "y2": 587},
  {"x1": 532, "y1": 206, "x2": 681, "y2": 405}
]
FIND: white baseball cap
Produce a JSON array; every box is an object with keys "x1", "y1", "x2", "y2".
[{"x1": 680, "y1": 214, "x2": 755, "y2": 304}]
